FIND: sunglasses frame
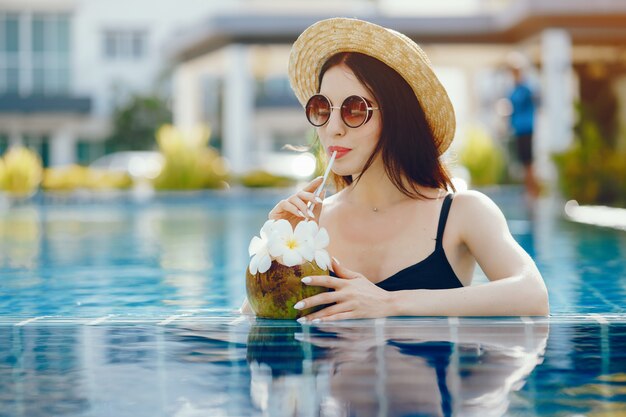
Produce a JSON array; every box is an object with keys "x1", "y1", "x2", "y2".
[{"x1": 305, "y1": 94, "x2": 380, "y2": 128}]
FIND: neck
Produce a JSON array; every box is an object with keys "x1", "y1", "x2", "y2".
[
  {"x1": 346, "y1": 160, "x2": 413, "y2": 211},
  {"x1": 344, "y1": 158, "x2": 445, "y2": 211}
]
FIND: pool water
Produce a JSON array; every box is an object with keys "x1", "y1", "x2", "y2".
[
  {"x1": 1, "y1": 187, "x2": 625, "y2": 416},
  {"x1": 1, "y1": 316, "x2": 626, "y2": 417}
]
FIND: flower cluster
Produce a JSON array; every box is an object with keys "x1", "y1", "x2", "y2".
[{"x1": 248, "y1": 219, "x2": 331, "y2": 274}]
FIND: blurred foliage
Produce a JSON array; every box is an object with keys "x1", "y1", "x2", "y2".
[
  {"x1": 239, "y1": 170, "x2": 295, "y2": 188},
  {"x1": 309, "y1": 131, "x2": 328, "y2": 178},
  {"x1": 42, "y1": 165, "x2": 132, "y2": 191},
  {"x1": 107, "y1": 94, "x2": 172, "y2": 151},
  {"x1": 553, "y1": 103, "x2": 626, "y2": 206},
  {"x1": 459, "y1": 125, "x2": 506, "y2": 186},
  {"x1": 153, "y1": 124, "x2": 229, "y2": 190},
  {"x1": 0, "y1": 147, "x2": 43, "y2": 197},
  {"x1": 577, "y1": 64, "x2": 619, "y2": 146}
]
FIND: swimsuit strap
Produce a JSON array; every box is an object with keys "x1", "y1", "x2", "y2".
[{"x1": 435, "y1": 193, "x2": 454, "y2": 251}]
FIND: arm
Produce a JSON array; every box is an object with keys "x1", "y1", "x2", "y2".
[
  {"x1": 390, "y1": 191, "x2": 549, "y2": 316},
  {"x1": 390, "y1": 267, "x2": 547, "y2": 316},
  {"x1": 296, "y1": 191, "x2": 548, "y2": 321}
]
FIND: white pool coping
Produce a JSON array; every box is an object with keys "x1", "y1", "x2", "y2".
[
  {"x1": 2, "y1": 314, "x2": 625, "y2": 327},
  {"x1": 564, "y1": 200, "x2": 626, "y2": 231}
]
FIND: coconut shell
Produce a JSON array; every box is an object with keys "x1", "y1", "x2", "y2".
[{"x1": 246, "y1": 260, "x2": 329, "y2": 319}]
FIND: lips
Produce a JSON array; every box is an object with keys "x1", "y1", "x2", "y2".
[{"x1": 328, "y1": 146, "x2": 352, "y2": 159}]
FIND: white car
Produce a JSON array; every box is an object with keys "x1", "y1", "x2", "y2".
[{"x1": 89, "y1": 151, "x2": 164, "y2": 179}]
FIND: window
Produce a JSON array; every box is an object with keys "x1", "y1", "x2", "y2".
[
  {"x1": 103, "y1": 30, "x2": 147, "y2": 60},
  {"x1": 0, "y1": 13, "x2": 21, "y2": 93},
  {"x1": 0, "y1": 12, "x2": 71, "y2": 95},
  {"x1": 32, "y1": 13, "x2": 71, "y2": 94}
]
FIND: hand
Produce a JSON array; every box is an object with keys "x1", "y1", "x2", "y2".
[
  {"x1": 268, "y1": 176, "x2": 326, "y2": 228},
  {"x1": 294, "y1": 258, "x2": 393, "y2": 323}
]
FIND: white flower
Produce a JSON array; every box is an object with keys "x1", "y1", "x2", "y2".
[
  {"x1": 267, "y1": 219, "x2": 315, "y2": 267},
  {"x1": 248, "y1": 219, "x2": 332, "y2": 273},
  {"x1": 248, "y1": 219, "x2": 274, "y2": 274},
  {"x1": 303, "y1": 221, "x2": 332, "y2": 270}
]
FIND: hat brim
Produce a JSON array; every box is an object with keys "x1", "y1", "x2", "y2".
[{"x1": 288, "y1": 18, "x2": 455, "y2": 154}]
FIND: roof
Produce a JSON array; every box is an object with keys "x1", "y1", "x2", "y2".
[{"x1": 167, "y1": 0, "x2": 626, "y2": 63}]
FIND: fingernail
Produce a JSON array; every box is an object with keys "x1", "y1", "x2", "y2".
[
  {"x1": 308, "y1": 209, "x2": 315, "y2": 218},
  {"x1": 311, "y1": 318, "x2": 321, "y2": 324},
  {"x1": 315, "y1": 197, "x2": 323, "y2": 203},
  {"x1": 297, "y1": 210, "x2": 305, "y2": 217},
  {"x1": 297, "y1": 317, "x2": 307, "y2": 324},
  {"x1": 332, "y1": 256, "x2": 340, "y2": 265},
  {"x1": 301, "y1": 277, "x2": 311, "y2": 284},
  {"x1": 294, "y1": 301, "x2": 305, "y2": 310}
]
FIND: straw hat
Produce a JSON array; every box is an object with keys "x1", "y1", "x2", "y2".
[{"x1": 288, "y1": 17, "x2": 456, "y2": 154}]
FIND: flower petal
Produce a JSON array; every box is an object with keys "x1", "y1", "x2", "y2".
[
  {"x1": 294, "y1": 220, "x2": 311, "y2": 239},
  {"x1": 248, "y1": 236, "x2": 265, "y2": 257},
  {"x1": 314, "y1": 227, "x2": 330, "y2": 249},
  {"x1": 257, "y1": 253, "x2": 272, "y2": 274},
  {"x1": 272, "y1": 219, "x2": 293, "y2": 238},
  {"x1": 315, "y1": 249, "x2": 331, "y2": 270},
  {"x1": 249, "y1": 254, "x2": 260, "y2": 275},
  {"x1": 267, "y1": 239, "x2": 285, "y2": 258},
  {"x1": 259, "y1": 219, "x2": 275, "y2": 240},
  {"x1": 298, "y1": 244, "x2": 315, "y2": 262},
  {"x1": 282, "y1": 249, "x2": 302, "y2": 267},
  {"x1": 306, "y1": 221, "x2": 320, "y2": 242}
]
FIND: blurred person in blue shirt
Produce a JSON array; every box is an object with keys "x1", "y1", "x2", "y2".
[{"x1": 508, "y1": 63, "x2": 540, "y2": 198}]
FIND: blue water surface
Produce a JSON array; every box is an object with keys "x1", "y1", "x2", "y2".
[
  {"x1": 1, "y1": 187, "x2": 624, "y2": 317},
  {"x1": 1, "y1": 186, "x2": 625, "y2": 417}
]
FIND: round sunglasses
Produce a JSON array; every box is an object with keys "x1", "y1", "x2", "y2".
[{"x1": 305, "y1": 94, "x2": 380, "y2": 128}]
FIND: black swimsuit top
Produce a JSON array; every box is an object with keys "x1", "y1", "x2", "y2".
[{"x1": 330, "y1": 193, "x2": 463, "y2": 291}]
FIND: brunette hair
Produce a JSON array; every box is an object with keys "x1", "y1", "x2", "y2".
[{"x1": 317, "y1": 52, "x2": 455, "y2": 198}]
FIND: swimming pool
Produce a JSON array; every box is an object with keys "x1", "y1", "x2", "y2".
[{"x1": 1, "y1": 186, "x2": 625, "y2": 416}]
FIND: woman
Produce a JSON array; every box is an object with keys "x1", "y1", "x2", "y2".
[{"x1": 243, "y1": 18, "x2": 548, "y2": 321}]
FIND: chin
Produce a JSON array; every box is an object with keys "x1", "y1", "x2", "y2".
[
  {"x1": 331, "y1": 158, "x2": 366, "y2": 178},
  {"x1": 332, "y1": 169, "x2": 354, "y2": 177},
  {"x1": 332, "y1": 165, "x2": 361, "y2": 177}
]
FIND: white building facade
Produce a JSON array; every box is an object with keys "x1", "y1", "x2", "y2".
[
  {"x1": 0, "y1": 0, "x2": 235, "y2": 166},
  {"x1": 3, "y1": 0, "x2": 626, "y2": 181}
]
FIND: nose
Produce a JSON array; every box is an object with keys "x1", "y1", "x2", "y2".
[{"x1": 324, "y1": 107, "x2": 346, "y2": 138}]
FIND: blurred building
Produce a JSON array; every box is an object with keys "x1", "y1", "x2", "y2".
[
  {"x1": 0, "y1": 0, "x2": 232, "y2": 167},
  {"x1": 168, "y1": 0, "x2": 626, "y2": 181},
  {"x1": 2, "y1": 0, "x2": 626, "y2": 180}
]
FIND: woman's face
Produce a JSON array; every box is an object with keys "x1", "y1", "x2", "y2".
[{"x1": 317, "y1": 63, "x2": 382, "y2": 177}]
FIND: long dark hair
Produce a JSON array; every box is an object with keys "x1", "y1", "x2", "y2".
[{"x1": 317, "y1": 52, "x2": 455, "y2": 198}]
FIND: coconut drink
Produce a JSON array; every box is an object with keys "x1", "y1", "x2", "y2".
[{"x1": 246, "y1": 219, "x2": 331, "y2": 319}]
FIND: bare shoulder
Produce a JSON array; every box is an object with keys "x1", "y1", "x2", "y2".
[
  {"x1": 321, "y1": 189, "x2": 347, "y2": 211},
  {"x1": 323, "y1": 190, "x2": 341, "y2": 206},
  {"x1": 451, "y1": 190, "x2": 508, "y2": 235},
  {"x1": 453, "y1": 189, "x2": 503, "y2": 213}
]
